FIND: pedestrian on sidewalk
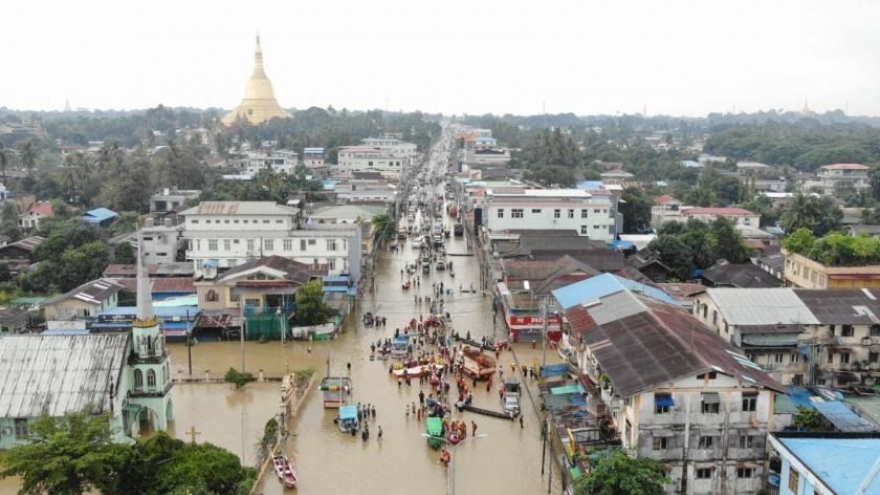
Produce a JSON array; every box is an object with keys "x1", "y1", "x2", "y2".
[
  {"x1": 378, "y1": 426, "x2": 383, "y2": 440},
  {"x1": 471, "y1": 421, "x2": 477, "y2": 437},
  {"x1": 519, "y1": 415, "x2": 524, "y2": 428}
]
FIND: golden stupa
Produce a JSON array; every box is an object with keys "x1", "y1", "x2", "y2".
[{"x1": 222, "y1": 36, "x2": 289, "y2": 126}]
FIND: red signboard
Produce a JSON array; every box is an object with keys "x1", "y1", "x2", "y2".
[{"x1": 508, "y1": 315, "x2": 561, "y2": 326}]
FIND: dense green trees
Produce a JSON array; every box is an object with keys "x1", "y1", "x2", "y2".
[
  {"x1": 619, "y1": 187, "x2": 653, "y2": 233},
  {"x1": 572, "y1": 449, "x2": 668, "y2": 495},
  {"x1": 783, "y1": 228, "x2": 880, "y2": 267},
  {"x1": 0, "y1": 410, "x2": 255, "y2": 495},
  {"x1": 649, "y1": 218, "x2": 752, "y2": 280},
  {"x1": 779, "y1": 193, "x2": 842, "y2": 237}
]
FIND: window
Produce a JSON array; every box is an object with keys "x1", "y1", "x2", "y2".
[
  {"x1": 276, "y1": 219, "x2": 283, "y2": 224},
  {"x1": 191, "y1": 219, "x2": 199, "y2": 224},
  {"x1": 580, "y1": 225, "x2": 588, "y2": 235},
  {"x1": 652, "y1": 437, "x2": 667, "y2": 450},
  {"x1": 737, "y1": 467, "x2": 754, "y2": 478},
  {"x1": 774, "y1": 353, "x2": 783, "y2": 363},
  {"x1": 568, "y1": 209, "x2": 574, "y2": 218},
  {"x1": 327, "y1": 240, "x2": 337, "y2": 251},
  {"x1": 871, "y1": 325, "x2": 880, "y2": 337},
  {"x1": 701, "y1": 393, "x2": 720, "y2": 413},
  {"x1": 224, "y1": 219, "x2": 230, "y2": 224},
  {"x1": 512, "y1": 209, "x2": 524, "y2": 218},
  {"x1": 841, "y1": 352, "x2": 851, "y2": 364},
  {"x1": 593, "y1": 224, "x2": 600, "y2": 230},
  {"x1": 264, "y1": 239, "x2": 274, "y2": 251},
  {"x1": 234, "y1": 220, "x2": 240, "y2": 224},
  {"x1": 698, "y1": 435, "x2": 714, "y2": 449},
  {"x1": 739, "y1": 434, "x2": 756, "y2": 449},
  {"x1": 223, "y1": 239, "x2": 231, "y2": 251},
  {"x1": 531, "y1": 209, "x2": 542, "y2": 214},
  {"x1": 581, "y1": 209, "x2": 588, "y2": 218},
  {"x1": 206, "y1": 290, "x2": 218, "y2": 302},
  {"x1": 497, "y1": 209, "x2": 504, "y2": 218},
  {"x1": 263, "y1": 219, "x2": 270, "y2": 224},
  {"x1": 208, "y1": 239, "x2": 218, "y2": 251},
  {"x1": 788, "y1": 467, "x2": 800, "y2": 492},
  {"x1": 842, "y1": 324, "x2": 854, "y2": 337},
  {"x1": 830, "y1": 324, "x2": 836, "y2": 335},
  {"x1": 742, "y1": 392, "x2": 758, "y2": 412},
  {"x1": 697, "y1": 371, "x2": 718, "y2": 380},
  {"x1": 593, "y1": 209, "x2": 601, "y2": 214},
  {"x1": 869, "y1": 352, "x2": 879, "y2": 364},
  {"x1": 134, "y1": 369, "x2": 144, "y2": 389},
  {"x1": 308, "y1": 239, "x2": 316, "y2": 245},
  {"x1": 14, "y1": 418, "x2": 28, "y2": 439},
  {"x1": 554, "y1": 209, "x2": 561, "y2": 219},
  {"x1": 654, "y1": 394, "x2": 673, "y2": 414},
  {"x1": 828, "y1": 352, "x2": 834, "y2": 364},
  {"x1": 247, "y1": 239, "x2": 254, "y2": 251},
  {"x1": 205, "y1": 219, "x2": 211, "y2": 224},
  {"x1": 328, "y1": 258, "x2": 336, "y2": 270},
  {"x1": 147, "y1": 369, "x2": 156, "y2": 388},
  {"x1": 695, "y1": 468, "x2": 712, "y2": 479},
  {"x1": 791, "y1": 353, "x2": 800, "y2": 363},
  {"x1": 283, "y1": 239, "x2": 293, "y2": 251}
]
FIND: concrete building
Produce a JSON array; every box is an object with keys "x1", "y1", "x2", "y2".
[
  {"x1": 651, "y1": 195, "x2": 683, "y2": 228},
  {"x1": 782, "y1": 248, "x2": 880, "y2": 289},
  {"x1": 149, "y1": 188, "x2": 201, "y2": 213},
  {"x1": 43, "y1": 278, "x2": 125, "y2": 321},
  {"x1": 812, "y1": 163, "x2": 871, "y2": 194},
  {"x1": 563, "y1": 286, "x2": 783, "y2": 495},
  {"x1": 480, "y1": 189, "x2": 617, "y2": 242},
  {"x1": 693, "y1": 287, "x2": 880, "y2": 388},
  {"x1": 18, "y1": 202, "x2": 52, "y2": 230},
  {"x1": 222, "y1": 36, "x2": 289, "y2": 125},
  {"x1": 336, "y1": 146, "x2": 408, "y2": 178},
  {"x1": 230, "y1": 150, "x2": 298, "y2": 175},
  {"x1": 303, "y1": 147, "x2": 325, "y2": 169},
  {"x1": 682, "y1": 207, "x2": 761, "y2": 227},
  {"x1": 180, "y1": 201, "x2": 361, "y2": 280}
]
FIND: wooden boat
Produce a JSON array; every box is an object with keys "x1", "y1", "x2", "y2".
[
  {"x1": 391, "y1": 363, "x2": 445, "y2": 378},
  {"x1": 426, "y1": 417, "x2": 443, "y2": 449},
  {"x1": 273, "y1": 454, "x2": 299, "y2": 488}
]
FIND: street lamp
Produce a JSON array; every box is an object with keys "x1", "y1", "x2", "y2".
[{"x1": 421, "y1": 433, "x2": 488, "y2": 495}]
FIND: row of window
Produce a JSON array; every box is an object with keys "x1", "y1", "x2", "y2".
[
  {"x1": 497, "y1": 208, "x2": 608, "y2": 219},
  {"x1": 191, "y1": 218, "x2": 287, "y2": 225},
  {"x1": 692, "y1": 467, "x2": 755, "y2": 479},
  {"x1": 195, "y1": 238, "x2": 339, "y2": 252},
  {"x1": 654, "y1": 390, "x2": 757, "y2": 414},
  {"x1": 652, "y1": 433, "x2": 759, "y2": 451}
]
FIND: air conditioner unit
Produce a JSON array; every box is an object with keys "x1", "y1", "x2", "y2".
[
  {"x1": 862, "y1": 338, "x2": 872, "y2": 346},
  {"x1": 0, "y1": 427, "x2": 12, "y2": 435}
]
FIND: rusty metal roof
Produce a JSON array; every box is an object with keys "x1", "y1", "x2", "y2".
[
  {"x1": 795, "y1": 289, "x2": 880, "y2": 325},
  {"x1": 566, "y1": 294, "x2": 783, "y2": 398},
  {"x1": 0, "y1": 334, "x2": 129, "y2": 418}
]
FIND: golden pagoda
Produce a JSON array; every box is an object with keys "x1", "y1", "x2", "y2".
[{"x1": 222, "y1": 36, "x2": 289, "y2": 126}]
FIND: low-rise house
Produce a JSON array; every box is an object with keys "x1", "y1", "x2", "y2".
[
  {"x1": 756, "y1": 252, "x2": 784, "y2": 280},
  {"x1": 626, "y1": 248, "x2": 675, "y2": 282},
  {"x1": 0, "y1": 236, "x2": 44, "y2": 274},
  {"x1": 302, "y1": 147, "x2": 325, "y2": 169},
  {"x1": 700, "y1": 260, "x2": 782, "y2": 288},
  {"x1": 150, "y1": 188, "x2": 201, "y2": 213},
  {"x1": 563, "y1": 286, "x2": 783, "y2": 495},
  {"x1": 18, "y1": 202, "x2": 52, "y2": 230},
  {"x1": 767, "y1": 432, "x2": 880, "y2": 495},
  {"x1": 782, "y1": 248, "x2": 880, "y2": 289},
  {"x1": 651, "y1": 195, "x2": 683, "y2": 228},
  {"x1": 681, "y1": 207, "x2": 761, "y2": 227},
  {"x1": 81, "y1": 207, "x2": 119, "y2": 226},
  {"x1": 813, "y1": 163, "x2": 871, "y2": 194},
  {"x1": 43, "y1": 278, "x2": 126, "y2": 321}
]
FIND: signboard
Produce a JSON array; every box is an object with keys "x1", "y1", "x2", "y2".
[
  {"x1": 508, "y1": 315, "x2": 561, "y2": 326},
  {"x1": 46, "y1": 320, "x2": 88, "y2": 331}
]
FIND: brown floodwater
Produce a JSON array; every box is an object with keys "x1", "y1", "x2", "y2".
[{"x1": 1, "y1": 182, "x2": 565, "y2": 495}]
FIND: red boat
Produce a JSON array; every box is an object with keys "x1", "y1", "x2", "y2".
[
  {"x1": 446, "y1": 431, "x2": 463, "y2": 446},
  {"x1": 273, "y1": 454, "x2": 299, "y2": 489}
]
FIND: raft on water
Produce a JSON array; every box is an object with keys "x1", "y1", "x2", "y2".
[{"x1": 456, "y1": 404, "x2": 516, "y2": 421}]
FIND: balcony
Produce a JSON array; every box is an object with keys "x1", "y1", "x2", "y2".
[{"x1": 129, "y1": 381, "x2": 173, "y2": 398}]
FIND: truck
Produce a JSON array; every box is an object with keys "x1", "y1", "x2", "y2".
[
  {"x1": 460, "y1": 346, "x2": 496, "y2": 380},
  {"x1": 502, "y1": 378, "x2": 522, "y2": 416}
]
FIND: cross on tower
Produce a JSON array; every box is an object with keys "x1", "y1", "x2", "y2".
[{"x1": 187, "y1": 426, "x2": 201, "y2": 445}]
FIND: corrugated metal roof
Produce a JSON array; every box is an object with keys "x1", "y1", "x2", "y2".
[
  {"x1": 81, "y1": 208, "x2": 119, "y2": 223},
  {"x1": 795, "y1": 289, "x2": 880, "y2": 325},
  {"x1": 179, "y1": 201, "x2": 300, "y2": 216},
  {"x1": 565, "y1": 294, "x2": 782, "y2": 397},
  {"x1": 45, "y1": 278, "x2": 126, "y2": 306},
  {"x1": 811, "y1": 400, "x2": 875, "y2": 433},
  {"x1": 553, "y1": 273, "x2": 678, "y2": 309},
  {"x1": 705, "y1": 288, "x2": 819, "y2": 326},
  {"x1": 0, "y1": 334, "x2": 128, "y2": 417}
]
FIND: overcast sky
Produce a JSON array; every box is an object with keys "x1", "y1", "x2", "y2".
[{"x1": 3, "y1": 0, "x2": 879, "y2": 117}]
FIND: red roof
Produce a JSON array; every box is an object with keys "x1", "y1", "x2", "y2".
[
  {"x1": 683, "y1": 207, "x2": 756, "y2": 216},
  {"x1": 821, "y1": 163, "x2": 869, "y2": 170},
  {"x1": 25, "y1": 202, "x2": 53, "y2": 216},
  {"x1": 653, "y1": 195, "x2": 679, "y2": 204}
]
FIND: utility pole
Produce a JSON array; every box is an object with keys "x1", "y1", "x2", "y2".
[
  {"x1": 186, "y1": 309, "x2": 193, "y2": 376},
  {"x1": 541, "y1": 297, "x2": 549, "y2": 368},
  {"x1": 239, "y1": 299, "x2": 246, "y2": 372}
]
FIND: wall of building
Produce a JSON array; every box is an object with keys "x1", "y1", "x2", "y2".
[{"x1": 484, "y1": 204, "x2": 615, "y2": 241}]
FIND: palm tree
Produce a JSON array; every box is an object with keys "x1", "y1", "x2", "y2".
[
  {"x1": 780, "y1": 193, "x2": 815, "y2": 233},
  {"x1": 19, "y1": 140, "x2": 37, "y2": 174}
]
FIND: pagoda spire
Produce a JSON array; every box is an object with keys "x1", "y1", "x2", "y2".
[{"x1": 133, "y1": 230, "x2": 156, "y2": 326}]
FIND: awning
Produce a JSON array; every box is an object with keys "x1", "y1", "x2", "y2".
[
  {"x1": 700, "y1": 430, "x2": 722, "y2": 437},
  {"x1": 651, "y1": 430, "x2": 674, "y2": 437},
  {"x1": 552, "y1": 384, "x2": 581, "y2": 395},
  {"x1": 655, "y1": 394, "x2": 675, "y2": 407},
  {"x1": 702, "y1": 393, "x2": 720, "y2": 404}
]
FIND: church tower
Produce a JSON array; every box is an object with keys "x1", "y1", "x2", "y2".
[
  {"x1": 221, "y1": 35, "x2": 290, "y2": 126},
  {"x1": 127, "y1": 231, "x2": 174, "y2": 434}
]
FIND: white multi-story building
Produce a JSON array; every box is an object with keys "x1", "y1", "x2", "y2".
[
  {"x1": 361, "y1": 137, "x2": 417, "y2": 157},
  {"x1": 337, "y1": 146, "x2": 408, "y2": 178},
  {"x1": 302, "y1": 147, "x2": 325, "y2": 169},
  {"x1": 230, "y1": 151, "x2": 298, "y2": 175},
  {"x1": 179, "y1": 201, "x2": 361, "y2": 280},
  {"x1": 481, "y1": 189, "x2": 617, "y2": 242},
  {"x1": 813, "y1": 163, "x2": 870, "y2": 193}
]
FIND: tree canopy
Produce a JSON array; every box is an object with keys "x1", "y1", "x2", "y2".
[
  {"x1": 649, "y1": 218, "x2": 752, "y2": 280},
  {"x1": 294, "y1": 279, "x2": 331, "y2": 326},
  {"x1": 783, "y1": 228, "x2": 880, "y2": 267},
  {"x1": 572, "y1": 449, "x2": 668, "y2": 495}
]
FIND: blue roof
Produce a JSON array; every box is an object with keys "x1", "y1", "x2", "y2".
[
  {"x1": 100, "y1": 306, "x2": 197, "y2": 318},
  {"x1": 339, "y1": 405, "x2": 357, "y2": 420},
  {"x1": 608, "y1": 240, "x2": 634, "y2": 251},
  {"x1": 323, "y1": 276, "x2": 350, "y2": 282},
  {"x1": 322, "y1": 179, "x2": 337, "y2": 191},
  {"x1": 576, "y1": 181, "x2": 604, "y2": 191},
  {"x1": 81, "y1": 207, "x2": 118, "y2": 223},
  {"x1": 551, "y1": 273, "x2": 678, "y2": 309},
  {"x1": 778, "y1": 437, "x2": 880, "y2": 495},
  {"x1": 42, "y1": 328, "x2": 90, "y2": 336},
  {"x1": 811, "y1": 400, "x2": 875, "y2": 432}
]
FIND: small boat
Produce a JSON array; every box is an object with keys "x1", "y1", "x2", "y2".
[
  {"x1": 336, "y1": 404, "x2": 359, "y2": 433},
  {"x1": 392, "y1": 363, "x2": 445, "y2": 378},
  {"x1": 426, "y1": 417, "x2": 443, "y2": 449},
  {"x1": 446, "y1": 431, "x2": 463, "y2": 446},
  {"x1": 273, "y1": 454, "x2": 299, "y2": 488}
]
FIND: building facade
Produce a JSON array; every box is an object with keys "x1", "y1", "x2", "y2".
[{"x1": 782, "y1": 249, "x2": 880, "y2": 289}]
